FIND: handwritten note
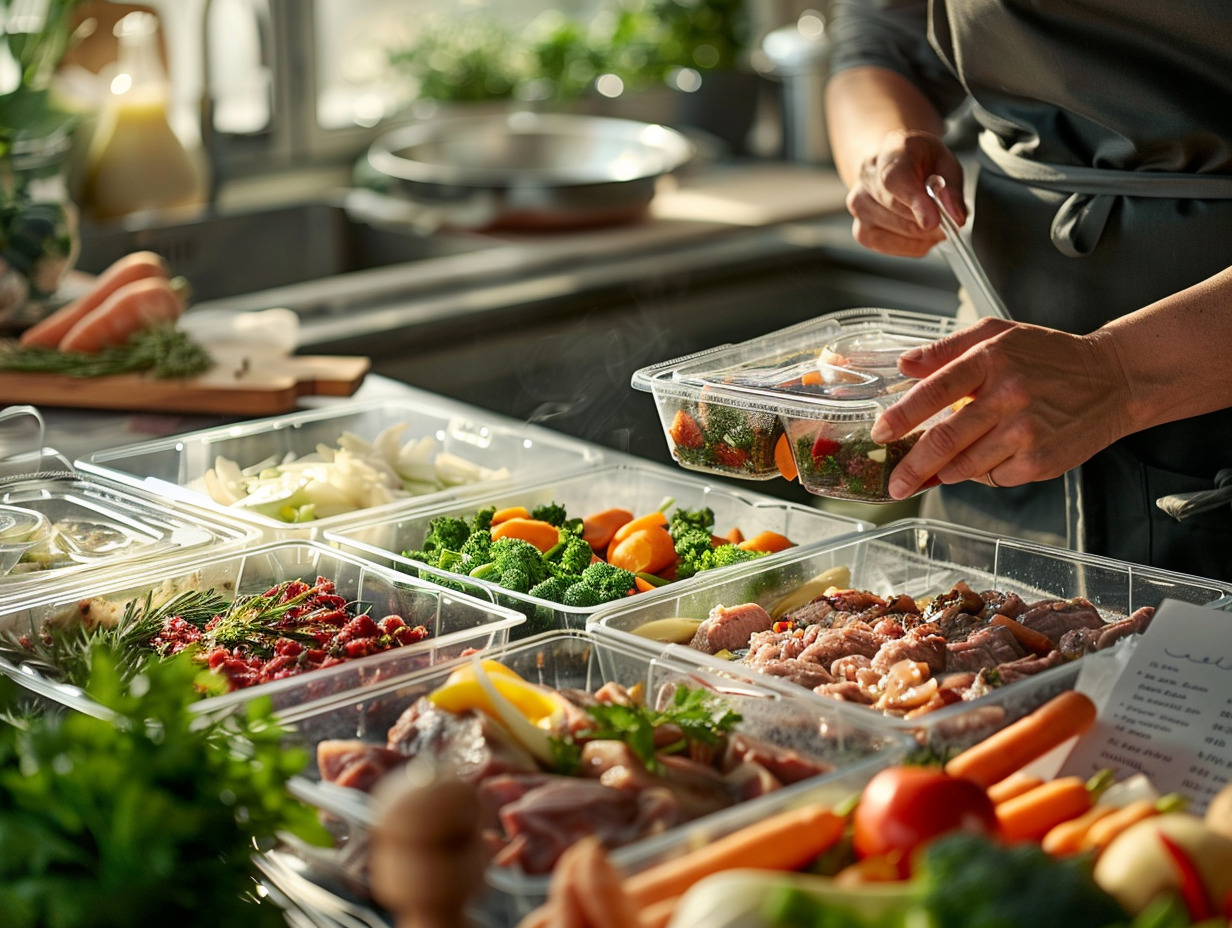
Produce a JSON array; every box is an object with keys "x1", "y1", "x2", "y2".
[{"x1": 1061, "y1": 598, "x2": 1232, "y2": 814}]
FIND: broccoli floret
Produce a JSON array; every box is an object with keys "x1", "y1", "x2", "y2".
[
  {"x1": 500, "y1": 566, "x2": 531, "y2": 593},
  {"x1": 710, "y1": 543, "x2": 765, "y2": 570},
  {"x1": 471, "y1": 536, "x2": 550, "y2": 592},
  {"x1": 530, "y1": 501, "x2": 569, "y2": 527},
  {"x1": 672, "y1": 528, "x2": 716, "y2": 580},
  {"x1": 669, "y1": 506, "x2": 716, "y2": 538},
  {"x1": 422, "y1": 515, "x2": 471, "y2": 553},
  {"x1": 470, "y1": 506, "x2": 496, "y2": 533},
  {"x1": 457, "y1": 531, "x2": 492, "y2": 566},
  {"x1": 562, "y1": 581, "x2": 606, "y2": 608},
  {"x1": 580, "y1": 560, "x2": 637, "y2": 600},
  {"x1": 547, "y1": 532, "x2": 594, "y2": 578},
  {"x1": 528, "y1": 574, "x2": 582, "y2": 603}
]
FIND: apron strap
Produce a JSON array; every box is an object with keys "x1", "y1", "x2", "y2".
[{"x1": 977, "y1": 132, "x2": 1232, "y2": 256}]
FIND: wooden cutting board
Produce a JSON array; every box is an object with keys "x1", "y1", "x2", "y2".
[{"x1": 0, "y1": 345, "x2": 371, "y2": 415}]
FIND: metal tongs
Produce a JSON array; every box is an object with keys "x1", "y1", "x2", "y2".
[{"x1": 925, "y1": 175, "x2": 1012, "y2": 320}]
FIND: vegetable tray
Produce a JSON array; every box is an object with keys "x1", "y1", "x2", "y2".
[
  {"x1": 590, "y1": 518, "x2": 1232, "y2": 752},
  {"x1": 276, "y1": 628, "x2": 912, "y2": 925}
]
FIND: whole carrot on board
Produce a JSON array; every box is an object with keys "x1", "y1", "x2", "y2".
[
  {"x1": 944, "y1": 690, "x2": 1098, "y2": 789},
  {"x1": 996, "y1": 776, "x2": 1093, "y2": 843},
  {"x1": 57, "y1": 276, "x2": 189, "y2": 353}
]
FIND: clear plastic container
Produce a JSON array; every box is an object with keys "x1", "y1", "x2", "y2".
[
  {"x1": 0, "y1": 540, "x2": 525, "y2": 719},
  {"x1": 0, "y1": 451, "x2": 260, "y2": 610},
  {"x1": 276, "y1": 629, "x2": 911, "y2": 925},
  {"x1": 632, "y1": 308, "x2": 960, "y2": 502},
  {"x1": 325, "y1": 461, "x2": 870, "y2": 638},
  {"x1": 74, "y1": 397, "x2": 604, "y2": 541},
  {"x1": 591, "y1": 519, "x2": 1232, "y2": 752}
]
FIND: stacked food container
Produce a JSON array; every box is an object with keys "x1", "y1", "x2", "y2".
[{"x1": 5, "y1": 306, "x2": 1230, "y2": 927}]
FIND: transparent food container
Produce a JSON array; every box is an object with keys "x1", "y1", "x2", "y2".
[
  {"x1": 74, "y1": 396, "x2": 603, "y2": 541},
  {"x1": 277, "y1": 628, "x2": 911, "y2": 925},
  {"x1": 325, "y1": 461, "x2": 870, "y2": 638},
  {"x1": 0, "y1": 540, "x2": 524, "y2": 719},
  {"x1": 591, "y1": 519, "x2": 1232, "y2": 752},
  {"x1": 0, "y1": 451, "x2": 260, "y2": 610},
  {"x1": 632, "y1": 308, "x2": 960, "y2": 502}
]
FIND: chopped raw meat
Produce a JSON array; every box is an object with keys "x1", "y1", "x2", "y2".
[{"x1": 689, "y1": 602, "x2": 775, "y2": 654}]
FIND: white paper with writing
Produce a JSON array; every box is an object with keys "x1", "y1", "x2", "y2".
[{"x1": 1061, "y1": 598, "x2": 1232, "y2": 814}]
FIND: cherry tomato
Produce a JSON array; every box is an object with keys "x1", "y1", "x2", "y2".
[{"x1": 852, "y1": 766, "x2": 999, "y2": 870}]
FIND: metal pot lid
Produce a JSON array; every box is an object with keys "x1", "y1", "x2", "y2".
[{"x1": 368, "y1": 111, "x2": 695, "y2": 189}]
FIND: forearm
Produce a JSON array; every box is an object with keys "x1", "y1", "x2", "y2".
[
  {"x1": 1094, "y1": 265, "x2": 1232, "y2": 436},
  {"x1": 825, "y1": 66, "x2": 948, "y2": 189}
]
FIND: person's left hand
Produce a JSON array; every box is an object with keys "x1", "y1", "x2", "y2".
[{"x1": 870, "y1": 318, "x2": 1131, "y2": 497}]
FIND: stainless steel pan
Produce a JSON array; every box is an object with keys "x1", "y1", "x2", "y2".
[{"x1": 365, "y1": 111, "x2": 694, "y2": 231}]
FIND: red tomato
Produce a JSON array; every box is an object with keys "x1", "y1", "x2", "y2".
[{"x1": 852, "y1": 766, "x2": 999, "y2": 870}]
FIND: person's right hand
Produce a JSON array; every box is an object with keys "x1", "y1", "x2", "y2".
[{"x1": 846, "y1": 129, "x2": 966, "y2": 258}]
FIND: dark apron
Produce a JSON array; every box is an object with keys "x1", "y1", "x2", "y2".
[{"x1": 923, "y1": 131, "x2": 1232, "y2": 582}]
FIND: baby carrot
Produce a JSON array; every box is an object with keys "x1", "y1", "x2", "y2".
[
  {"x1": 986, "y1": 771, "x2": 1046, "y2": 806},
  {"x1": 738, "y1": 530, "x2": 794, "y2": 554},
  {"x1": 1078, "y1": 798, "x2": 1159, "y2": 854},
  {"x1": 490, "y1": 517, "x2": 560, "y2": 553},
  {"x1": 724, "y1": 526, "x2": 744, "y2": 544},
  {"x1": 1042, "y1": 803, "x2": 1118, "y2": 856},
  {"x1": 491, "y1": 506, "x2": 531, "y2": 524},
  {"x1": 989, "y1": 614, "x2": 1055, "y2": 655},
  {"x1": 944, "y1": 690, "x2": 1098, "y2": 789},
  {"x1": 610, "y1": 511, "x2": 669, "y2": 547},
  {"x1": 581, "y1": 507, "x2": 633, "y2": 551},
  {"x1": 57, "y1": 276, "x2": 187, "y2": 353},
  {"x1": 996, "y1": 776, "x2": 1092, "y2": 843},
  {"x1": 607, "y1": 524, "x2": 677, "y2": 575},
  {"x1": 623, "y1": 804, "x2": 846, "y2": 908},
  {"x1": 633, "y1": 576, "x2": 658, "y2": 594}
]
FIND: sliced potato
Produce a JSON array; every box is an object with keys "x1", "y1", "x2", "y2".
[{"x1": 630, "y1": 617, "x2": 704, "y2": 644}]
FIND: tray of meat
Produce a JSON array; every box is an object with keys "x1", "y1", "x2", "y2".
[
  {"x1": 631, "y1": 309, "x2": 961, "y2": 502},
  {"x1": 74, "y1": 395, "x2": 603, "y2": 541},
  {"x1": 325, "y1": 461, "x2": 869, "y2": 638},
  {"x1": 590, "y1": 519, "x2": 1232, "y2": 752},
  {"x1": 0, "y1": 540, "x2": 524, "y2": 718},
  {"x1": 278, "y1": 628, "x2": 910, "y2": 924}
]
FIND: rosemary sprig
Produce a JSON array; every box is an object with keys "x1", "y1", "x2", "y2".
[{"x1": 0, "y1": 324, "x2": 213, "y2": 379}]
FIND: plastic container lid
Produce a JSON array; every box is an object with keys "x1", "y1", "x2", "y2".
[{"x1": 0, "y1": 505, "x2": 51, "y2": 576}]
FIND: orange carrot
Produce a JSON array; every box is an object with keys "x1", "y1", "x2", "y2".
[
  {"x1": 607, "y1": 525, "x2": 677, "y2": 575},
  {"x1": 610, "y1": 511, "x2": 669, "y2": 547},
  {"x1": 20, "y1": 251, "x2": 168, "y2": 348},
  {"x1": 1078, "y1": 798, "x2": 1159, "y2": 853},
  {"x1": 996, "y1": 776, "x2": 1092, "y2": 843},
  {"x1": 582, "y1": 507, "x2": 633, "y2": 551},
  {"x1": 711, "y1": 533, "x2": 731, "y2": 547},
  {"x1": 774, "y1": 433, "x2": 799, "y2": 481},
  {"x1": 491, "y1": 506, "x2": 530, "y2": 524},
  {"x1": 990, "y1": 614, "x2": 1055, "y2": 656},
  {"x1": 724, "y1": 526, "x2": 744, "y2": 544},
  {"x1": 944, "y1": 690, "x2": 1098, "y2": 789},
  {"x1": 634, "y1": 576, "x2": 658, "y2": 594},
  {"x1": 1041, "y1": 803, "x2": 1118, "y2": 856},
  {"x1": 986, "y1": 771, "x2": 1045, "y2": 806},
  {"x1": 57, "y1": 276, "x2": 188, "y2": 353},
  {"x1": 800, "y1": 370, "x2": 823, "y2": 386},
  {"x1": 640, "y1": 896, "x2": 680, "y2": 928},
  {"x1": 738, "y1": 530, "x2": 794, "y2": 554},
  {"x1": 490, "y1": 518, "x2": 560, "y2": 553},
  {"x1": 623, "y1": 804, "x2": 846, "y2": 908}
]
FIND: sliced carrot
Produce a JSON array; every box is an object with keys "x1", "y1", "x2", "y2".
[
  {"x1": 711, "y1": 533, "x2": 731, "y2": 548},
  {"x1": 800, "y1": 370, "x2": 823, "y2": 386},
  {"x1": 490, "y1": 518, "x2": 560, "y2": 553},
  {"x1": 622, "y1": 804, "x2": 846, "y2": 908},
  {"x1": 1042, "y1": 803, "x2": 1118, "y2": 856},
  {"x1": 774, "y1": 433, "x2": 799, "y2": 482},
  {"x1": 990, "y1": 614, "x2": 1055, "y2": 656},
  {"x1": 944, "y1": 690, "x2": 1098, "y2": 789},
  {"x1": 491, "y1": 506, "x2": 531, "y2": 524},
  {"x1": 57, "y1": 276, "x2": 188, "y2": 354},
  {"x1": 610, "y1": 511, "x2": 669, "y2": 547},
  {"x1": 634, "y1": 576, "x2": 658, "y2": 594},
  {"x1": 724, "y1": 526, "x2": 744, "y2": 544},
  {"x1": 1078, "y1": 798, "x2": 1159, "y2": 854},
  {"x1": 639, "y1": 896, "x2": 681, "y2": 928},
  {"x1": 738, "y1": 530, "x2": 794, "y2": 554},
  {"x1": 607, "y1": 525, "x2": 677, "y2": 575},
  {"x1": 20, "y1": 251, "x2": 168, "y2": 348},
  {"x1": 582, "y1": 507, "x2": 633, "y2": 551},
  {"x1": 986, "y1": 771, "x2": 1045, "y2": 806},
  {"x1": 996, "y1": 776, "x2": 1092, "y2": 843}
]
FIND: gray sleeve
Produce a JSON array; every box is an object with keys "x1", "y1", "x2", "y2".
[{"x1": 827, "y1": 0, "x2": 968, "y2": 117}]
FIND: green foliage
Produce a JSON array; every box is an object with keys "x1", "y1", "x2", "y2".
[{"x1": 0, "y1": 649, "x2": 328, "y2": 928}]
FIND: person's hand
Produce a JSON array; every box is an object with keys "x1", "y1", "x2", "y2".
[
  {"x1": 870, "y1": 318, "x2": 1132, "y2": 497},
  {"x1": 846, "y1": 129, "x2": 967, "y2": 258}
]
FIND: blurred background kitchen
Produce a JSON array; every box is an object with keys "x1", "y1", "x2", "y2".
[{"x1": 2, "y1": 0, "x2": 961, "y2": 518}]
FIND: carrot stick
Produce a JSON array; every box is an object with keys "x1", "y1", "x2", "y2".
[
  {"x1": 989, "y1": 614, "x2": 1055, "y2": 656},
  {"x1": 737, "y1": 530, "x2": 794, "y2": 554},
  {"x1": 20, "y1": 250, "x2": 168, "y2": 348},
  {"x1": 622, "y1": 804, "x2": 845, "y2": 909},
  {"x1": 57, "y1": 276, "x2": 188, "y2": 353},
  {"x1": 491, "y1": 506, "x2": 531, "y2": 525},
  {"x1": 1078, "y1": 798, "x2": 1159, "y2": 853},
  {"x1": 607, "y1": 525, "x2": 677, "y2": 575},
  {"x1": 1041, "y1": 803, "x2": 1118, "y2": 856},
  {"x1": 582, "y1": 507, "x2": 633, "y2": 551},
  {"x1": 490, "y1": 518, "x2": 560, "y2": 553},
  {"x1": 995, "y1": 776, "x2": 1092, "y2": 843},
  {"x1": 611, "y1": 511, "x2": 669, "y2": 548},
  {"x1": 633, "y1": 576, "x2": 658, "y2": 594},
  {"x1": 986, "y1": 771, "x2": 1045, "y2": 806},
  {"x1": 774, "y1": 433, "x2": 798, "y2": 481},
  {"x1": 944, "y1": 690, "x2": 1098, "y2": 788},
  {"x1": 724, "y1": 526, "x2": 744, "y2": 545},
  {"x1": 639, "y1": 895, "x2": 681, "y2": 928}
]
